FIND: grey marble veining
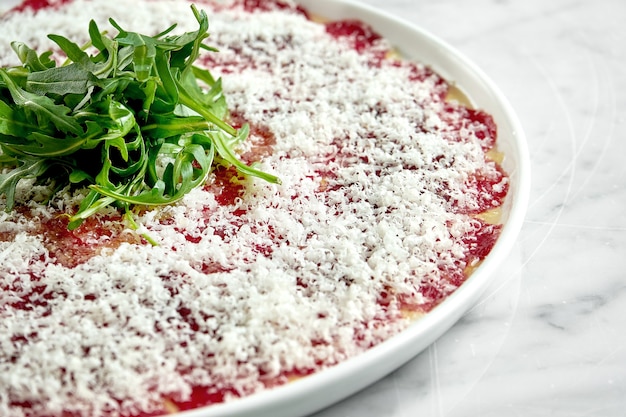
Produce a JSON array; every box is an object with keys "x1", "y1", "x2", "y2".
[{"x1": 313, "y1": 0, "x2": 626, "y2": 416}]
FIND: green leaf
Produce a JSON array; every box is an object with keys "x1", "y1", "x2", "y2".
[
  {"x1": 67, "y1": 189, "x2": 116, "y2": 230},
  {"x1": 0, "y1": 158, "x2": 51, "y2": 210},
  {"x1": 143, "y1": 115, "x2": 208, "y2": 138},
  {"x1": 0, "y1": 100, "x2": 18, "y2": 135},
  {"x1": 2, "y1": 131, "x2": 87, "y2": 158},
  {"x1": 69, "y1": 169, "x2": 93, "y2": 184},
  {"x1": 10, "y1": 42, "x2": 55, "y2": 72},
  {"x1": 212, "y1": 125, "x2": 281, "y2": 184},
  {"x1": 48, "y1": 34, "x2": 97, "y2": 71},
  {"x1": 0, "y1": 69, "x2": 82, "y2": 135},
  {"x1": 26, "y1": 63, "x2": 98, "y2": 95},
  {"x1": 88, "y1": 20, "x2": 108, "y2": 53},
  {"x1": 0, "y1": 5, "x2": 280, "y2": 230}
]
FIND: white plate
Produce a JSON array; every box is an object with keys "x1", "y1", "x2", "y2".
[
  {"x1": 0, "y1": 1, "x2": 529, "y2": 416},
  {"x1": 176, "y1": 1, "x2": 530, "y2": 416}
]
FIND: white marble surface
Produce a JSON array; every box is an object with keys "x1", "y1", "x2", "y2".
[
  {"x1": 1, "y1": 0, "x2": 624, "y2": 416},
  {"x1": 313, "y1": 1, "x2": 626, "y2": 416}
]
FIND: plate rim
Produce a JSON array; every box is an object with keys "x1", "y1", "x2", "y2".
[
  {"x1": 0, "y1": 0, "x2": 531, "y2": 416},
  {"x1": 175, "y1": 0, "x2": 531, "y2": 416}
]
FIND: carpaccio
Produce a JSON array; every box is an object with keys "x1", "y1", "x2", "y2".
[{"x1": 0, "y1": 0, "x2": 508, "y2": 416}]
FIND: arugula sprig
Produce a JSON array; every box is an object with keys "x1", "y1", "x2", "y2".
[{"x1": 0, "y1": 5, "x2": 279, "y2": 230}]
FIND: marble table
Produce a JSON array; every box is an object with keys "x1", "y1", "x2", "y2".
[
  {"x1": 1, "y1": 1, "x2": 624, "y2": 416},
  {"x1": 313, "y1": 1, "x2": 626, "y2": 416}
]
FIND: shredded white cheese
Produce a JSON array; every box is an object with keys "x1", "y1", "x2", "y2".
[{"x1": 0, "y1": 1, "x2": 506, "y2": 416}]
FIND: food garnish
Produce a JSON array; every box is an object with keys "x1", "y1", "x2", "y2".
[{"x1": 0, "y1": 5, "x2": 279, "y2": 230}]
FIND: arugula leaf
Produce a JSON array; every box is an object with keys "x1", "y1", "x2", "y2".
[
  {"x1": 0, "y1": 158, "x2": 53, "y2": 210},
  {"x1": 0, "y1": 69, "x2": 83, "y2": 135},
  {"x1": 0, "y1": 100, "x2": 20, "y2": 136},
  {"x1": 26, "y1": 64, "x2": 99, "y2": 95},
  {"x1": 10, "y1": 42, "x2": 55, "y2": 72},
  {"x1": 0, "y1": 5, "x2": 280, "y2": 231}
]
